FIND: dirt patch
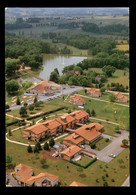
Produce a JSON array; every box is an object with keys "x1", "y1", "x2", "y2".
[{"x1": 42, "y1": 149, "x2": 61, "y2": 161}]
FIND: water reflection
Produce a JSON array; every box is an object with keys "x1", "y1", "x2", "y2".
[{"x1": 17, "y1": 54, "x2": 88, "y2": 83}]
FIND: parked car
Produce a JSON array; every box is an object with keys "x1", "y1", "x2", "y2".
[
  {"x1": 120, "y1": 144, "x2": 128, "y2": 148},
  {"x1": 116, "y1": 130, "x2": 121, "y2": 134},
  {"x1": 109, "y1": 154, "x2": 116, "y2": 158}
]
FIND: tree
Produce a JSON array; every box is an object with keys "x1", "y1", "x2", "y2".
[
  {"x1": 28, "y1": 104, "x2": 35, "y2": 113},
  {"x1": 16, "y1": 96, "x2": 21, "y2": 105},
  {"x1": 24, "y1": 102, "x2": 28, "y2": 107},
  {"x1": 90, "y1": 142, "x2": 96, "y2": 149},
  {"x1": 43, "y1": 142, "x2": 49, "y2": 150},
  {"x1": 35, "y1": 141, "x2": 42, "y2": 151},
  {"x1": 122, "y1": 139, "x2": 128, "y2": 146},
  {"x1": 109, "y1": 94, "x2": 117, "y2": 102},
  {"x1": 6, "y1": 154, "x2": 12, "y2": 163},
  {"x1": 102, "y1": 65, "x2": 116, "y2": 77},
  {"x1": 103, "y1": 180, "x2": 108, "y2": 187},
  {"x1": 5, "y1": 58, "x2": 20, "y2": 76},
  {"x1": 33, "y1": 145, "x2": 39, "y2": 153},
  {"x1": 34, "y1": 96, "x2": 38, "y2": 104},
  {"x1": 86, "y1": 108, "x2": 91, "y2": 116},
  {"x1": 6, "y1": 80, "x2": 20, "y2": 95},
  {"x1": 49, "y1": 71, "x2": 59, "y2": 83},
  {"x1": 91, "y1": 109, "x2": 96, "y2": 116},
  {"x1": 5, "y1": 104, "x2": 10, "y2": 110},
  {"x1": 19, "y1": 106, "x2": 27, "y2": 116},
  {"x1": 49, "y1": 138, "x2": 55, "y2": 147},
  {"x1": 100, "y1": 87, "x2": 106, "y2": 94},
  {"x1": 27, "y1": 144, "x2": 33, "y2": 153}
]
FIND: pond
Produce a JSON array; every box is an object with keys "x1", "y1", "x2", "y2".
[{"x1": 17, "y1": 54, "x2": 91, "y2": 83}]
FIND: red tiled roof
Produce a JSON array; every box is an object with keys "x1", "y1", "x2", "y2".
[
  {"x1": 70, "y1": 181, "x2": 87, "y2": 186},
  {"x1": 60, "y1": 145, "x2": 82, "y2": 158},
  {"x1": 15, "y1": 164, "x2": 33, "y2": 183},
  {"x1": 70, "y1": 94, "x2": 86, "y2": 104},
  {"x1": 55, "y1": 113, "x2": 75, "y2": 125},
  {"x1": 24, "y1": 123, "x2": 48, "y2": 135},
  {"x1": 26, "y1": 172, "x2": 58, "y2": 185},
  {"x1": 114, "y1": 92, "x2": 129, "y2": 101},
  {"x1": 43, "y1": 119, "x2": 61, "y2": 129},
  {"x1": 69, "y1": 110, "x2": 89, "y2": 120},
  {"x1": 28, "y1": 80, "x2": 51, "y2": 93},
  {"x1": 75, "y1": 123, "x2": 103, "y2": 142},
  {"x1": 63, "y1": 133, "x2": 84, "y2": 145}
]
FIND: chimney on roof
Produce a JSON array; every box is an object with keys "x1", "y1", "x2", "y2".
[{"x1": 61, "y1": 116, "x2": 66, "y2": 120}]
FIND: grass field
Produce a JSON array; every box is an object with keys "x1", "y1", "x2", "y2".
[
  {"x1": 90, "y1": 68, "x2": 129, "y2": 88},
  {"x1": 6, "y1": 141, "x2": 129, "y2": 186}
]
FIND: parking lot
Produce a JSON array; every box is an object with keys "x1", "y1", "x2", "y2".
[
  {"x1": 9, "y1": 85, "x2": 83, "y2": 111},
  {"x1": 83, "y1": 130, "x2": 129, "y2": 163}
]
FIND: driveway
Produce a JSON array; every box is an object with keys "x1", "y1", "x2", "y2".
[{"x1": 83, "y1": 130, "x2": 129, "y2": 163}]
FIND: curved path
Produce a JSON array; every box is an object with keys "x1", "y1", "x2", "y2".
[{"x1": 6, "y1": 113, "x2": 67, "y2": 147}]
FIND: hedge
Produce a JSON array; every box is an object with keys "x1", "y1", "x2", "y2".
[
  {"x1": 26, "y1": 106, "x2": 68, "y2": 120},
  {"x1": 70, "y1": 157, "x2": 97, "y2": 169},
  {"x1": 6, "y1": 119, "x2": 24, "y2": 127}
]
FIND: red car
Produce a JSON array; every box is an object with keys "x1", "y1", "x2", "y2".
[{"x1": 120, "y1": 144, "x2": 127, "y2": 148}]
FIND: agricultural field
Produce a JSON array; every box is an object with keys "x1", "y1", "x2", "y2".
[{"x1": 116, "y1": 44, "x2": 129, "y2": 51}]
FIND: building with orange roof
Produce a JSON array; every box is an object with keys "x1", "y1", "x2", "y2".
[
  {"x1": 55, "y1": 113, "x2": 76, "y2": 131},
  {"x1": 42, "y1": 119, "x2": 62, "y2": 135},
  {"x1": 60, "y1": 145, "x2": 82, "y2": 161},
  {"x1": 69, "y1": 110, "x2": 89, "y2": 124},
  {"x1": 26, "y1": 172, "x2": 59, "y2": 187},
  {"x1": 14, "y1": 164, "x2": 33, "y2": 186},
  {"x1": 23, "y1": 123, "x2": 49, "y2": 141},
  {"x1": 86, "y1": 87, "x2": 101, "y2": 97},
  {"x1": 23, "y1": 110, "x2": 89, "y2": 141},
  {"x1": 70, "y1": 181, "x2": 87, "y2": 186},
  {"x1": 63, "y1": 133, "x2": 85, "y2": 146},
  {"x1": 8, "y1": 164, "x2": 59, "y2": 187},
  {"x1": 113, "y1": 92, "x2": 129, "y2": 103},
  {"x1": 70, "y1": 94, "x2": 86, "y2": 106},
  {"x1": 26, "y1": 80, "x2": 61, "y2": 95},
  {"x1": 75, "y1": 123, "x2": 103, "y2": 144}
]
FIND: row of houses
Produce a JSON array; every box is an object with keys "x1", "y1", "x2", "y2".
[{"x1": 23, "y1": 110, "x2": 89, "y2": 141}]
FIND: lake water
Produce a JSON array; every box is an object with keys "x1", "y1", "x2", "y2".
[{"x1": 18, "y1": 54, "x2": 90, "y2": 84}]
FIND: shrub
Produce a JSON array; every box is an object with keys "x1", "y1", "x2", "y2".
[
  {"x1": 27, "y1": 145, "x2": 33, "y2": 153},
  {"x1": 44, "y1": 142, "x2": 49, "y2": 150},
  {"x1": 105, "y1": 138, "x2": 109, "y2": 142},
  {"x1": 90, "y1": 142, "x2": 96, "y2": 149}
]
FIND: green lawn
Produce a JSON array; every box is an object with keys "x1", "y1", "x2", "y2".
[
  {"x1": 90, "y1": 68, "x2": 129, "y2": 88},
  {"x1": 94, "y1": 138, "x2": 112, "y2": 150},
  {"x1": 6, "y1": 141, "x2": 129, "y2": 186}
]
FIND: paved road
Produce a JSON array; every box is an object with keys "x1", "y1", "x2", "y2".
[
  {"x1": 83, "y1": 130, "x2": 129, "y2": 163},
  {"x1": 8, "y1": 85, "x2": 83, "y2": 111}
]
